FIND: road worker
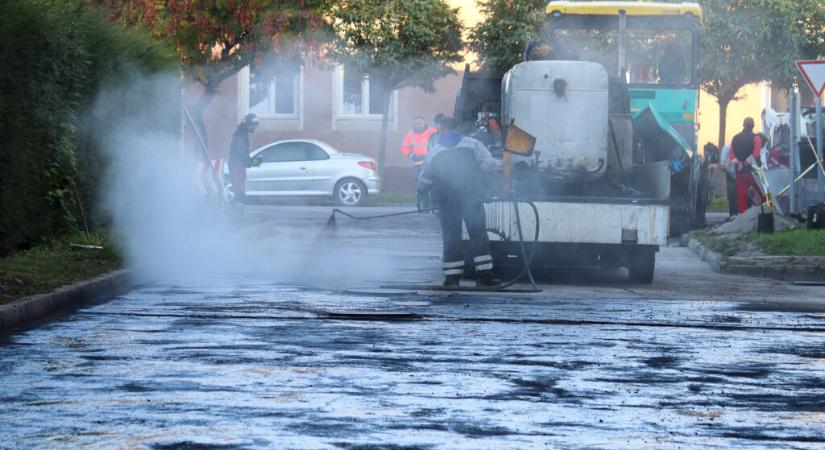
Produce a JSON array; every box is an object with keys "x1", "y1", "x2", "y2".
[
  {"x1": 730, "y1": 117, "x2": 764, "y2": 214},
  {"x1": 402, "y1": 116, "x2": 437, "y2": 208},
  {"x1": 227, "y1": 113, "x2": 259, "y2": 203},
  {"x1": 417, "y1": 117, "x2": 502, "y2": 287}
]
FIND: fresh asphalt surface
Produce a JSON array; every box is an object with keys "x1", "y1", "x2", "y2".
[{"x1": 2, "y1": 204, "x2": 825, "y2": 449}]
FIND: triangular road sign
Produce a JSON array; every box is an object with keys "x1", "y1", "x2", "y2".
[{"x1": 797, "y1": 60, "x2": 825, "y2": 97}]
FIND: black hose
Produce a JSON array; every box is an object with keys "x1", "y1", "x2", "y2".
[
  {"x1": 485, "y1": 199, "x2": 541, "y2": 292},
  {"x1": 329, "y1": 207, "x2": 438, "y2": 222},
  {"x1": 328, "y1": 199, "x2": 542, "y2": 292}
]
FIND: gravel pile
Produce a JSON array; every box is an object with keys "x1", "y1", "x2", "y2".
[{"x1": 710, "y1": 206, "x2": 800, "y2": 235}]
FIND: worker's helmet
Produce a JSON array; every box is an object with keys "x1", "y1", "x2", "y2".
[{"x1": 243, "y1": 113, "x2": 259, "y2": 127}]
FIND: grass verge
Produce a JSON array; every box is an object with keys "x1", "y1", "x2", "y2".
[
  {"x1": 0, "y1": 232, "x2": 121, "y2": 305},
  {"x1": 750, "y1": 228, "x2": 825, "y2": 256},
  {"x1": 689, "y1": 230, "x2": 749, "y2": 257}
]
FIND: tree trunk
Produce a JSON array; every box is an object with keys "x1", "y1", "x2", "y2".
[
  {"x1": 717, "y1": 97, "x2": 730, "y2": 149},
  {"x1": 377, "y1": 91, "x2": 391, "y2": 180}
]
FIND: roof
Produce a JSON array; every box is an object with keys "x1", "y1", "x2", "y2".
[{"x1": 546, "y1": 2, "x2": 702, "y2": 19}]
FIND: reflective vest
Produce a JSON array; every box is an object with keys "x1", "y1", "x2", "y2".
[{"x1": 401, "y1": 127, "x2": 437, "y2": 157}]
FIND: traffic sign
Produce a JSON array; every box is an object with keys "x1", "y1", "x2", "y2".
[{"x1": 796, "y1": 60, "x2": 825, "y2": 97}]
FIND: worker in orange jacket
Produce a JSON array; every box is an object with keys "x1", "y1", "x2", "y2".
[{"x1": 401, "y1": 116, "x2": 437, "y2": 206}]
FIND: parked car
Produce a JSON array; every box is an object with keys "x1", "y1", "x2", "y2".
[{"x1": 225, "y1": 139, "x2": 381, "y2": 206}]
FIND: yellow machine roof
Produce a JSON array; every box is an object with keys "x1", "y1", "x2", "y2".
[{"x1": 546, "y1": 1, "x2": 702, "y2": 19}]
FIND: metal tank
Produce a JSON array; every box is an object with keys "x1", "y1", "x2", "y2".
[{"x1": 502, "y1": 60, "x2": 608, "y2": 182}]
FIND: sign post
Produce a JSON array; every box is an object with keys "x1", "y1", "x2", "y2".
[{"x1": 796, "y1": 60, "x2": 825, "y2": 201}]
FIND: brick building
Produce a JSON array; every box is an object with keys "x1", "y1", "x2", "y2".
[{"x1": 189, "y1": 63, "x2": 463, "y2": 193}]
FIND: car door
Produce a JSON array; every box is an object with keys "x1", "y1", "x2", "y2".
[
  {"x1": 247, "y1": 142, "x2": 314, "y2": 196},
  {"x1": 304, "y1": 143, "x2": 335, "y2": 194}
]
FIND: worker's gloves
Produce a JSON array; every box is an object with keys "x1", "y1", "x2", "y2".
[
  {"x1": 250, "y1": 157, "x2": 262, "y2": 168},
  {"x1": 408, "y1": 153, "x2": 424, "y2": 162}
]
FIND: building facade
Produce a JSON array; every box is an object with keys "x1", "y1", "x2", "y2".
[{"x1": 190, "y1": 64, "x2": 462, "y2": 193}]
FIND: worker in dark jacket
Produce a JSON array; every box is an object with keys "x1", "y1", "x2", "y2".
[
  {"x1": 227, "y1": 113, "x2": 259, "y2": 202},
  {"x1": 417, "y1": 117, "x2": 502, "y2": 287},
  {"x1": 729, "y1": 117, "x2": 764, "y2": 214}
]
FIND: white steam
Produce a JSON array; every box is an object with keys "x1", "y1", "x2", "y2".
[{"x1": 95, "y1": 72, "x2": 398, "y2": 285}]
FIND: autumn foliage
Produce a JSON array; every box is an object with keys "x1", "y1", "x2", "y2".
[{"x1": 90, "y1": 0, "x2": 330, "y2": 95}]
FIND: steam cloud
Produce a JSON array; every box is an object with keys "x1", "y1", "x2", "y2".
[{"x1": 94, "y1": 72, "x2": 396, "y2": 286}]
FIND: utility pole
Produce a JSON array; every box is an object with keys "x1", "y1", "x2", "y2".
[
  {"x1": 795, "y1": 59, "x2": 825, "y2": 206},
  {"x1": 817, "y1": 95, "x2": 824, "y2": 198},
  {"x1": 789, "y1": 88, "x2": 800, "y2": 213}
]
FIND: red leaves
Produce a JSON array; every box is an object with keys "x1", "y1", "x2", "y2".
[{"x1": 93, "y1": 0, "x2": 330, "y2": 88}]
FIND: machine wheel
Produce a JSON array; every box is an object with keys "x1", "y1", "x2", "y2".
[
  {"x1": 334, "y1": 178, "x2": 367, "y2": 206},
  {"x1": 628, "y1": 248, "x2": 656, "y2": 284}
]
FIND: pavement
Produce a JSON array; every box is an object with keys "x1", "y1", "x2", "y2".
[{"x1": 2, "y1": 204, "x2": 825, "y2": 448}]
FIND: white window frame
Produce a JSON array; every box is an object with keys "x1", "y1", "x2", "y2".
[
  {"x1": 238, "y1": 65, "x2": 303, "y2": 130},
  {"x1": 332, "y1": 65, "x2": 397, "y2": 131}
]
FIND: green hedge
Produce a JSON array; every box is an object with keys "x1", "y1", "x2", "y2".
[{"x1": 0, "y1": 0, "x2": 176, "y2": 256}]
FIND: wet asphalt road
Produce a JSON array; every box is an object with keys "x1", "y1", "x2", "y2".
[{"x1": 2, "y1": 205, "x2": 825, "y2": 449}]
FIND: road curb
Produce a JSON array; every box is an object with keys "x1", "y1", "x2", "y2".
[
  {"x1": 0, "y1": 270, "x2": 132, "y2": 331},
  {"x1": 687, "y1": 238, "x2": 825, "y2": 282},
  {"x1": 687, "y1": 238, "x2": 722, "y2": 271}
]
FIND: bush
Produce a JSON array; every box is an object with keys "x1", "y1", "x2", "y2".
[{"x1": 0, "y1": 0, "x2": 175, "y2": 256}]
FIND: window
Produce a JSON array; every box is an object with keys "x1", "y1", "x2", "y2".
[
  {"x1": 342, "y1": 69, "x2": 363, "y2": 114},
  {"x1": 550, "y1": 27, "x2": 619, "y2": 75},
  {"x1": 249, "y1": 65, "x2": 301, "y2": 116},
  {"x1": 258, "y1": 142, "x2": 309, "y2": 163},
  {"x1": 547, "y1": 25, "x2": 694, "y2": 86},
  {"x1": 626, "y1": 30, "x2": 692, "y2": 86},
  {"x1": 238, "y1": 65, "x2": 303, "y2": 130},
  {"x1": 306, "y1": 144, "x2": 330, "y2": 161},
  {"x1": 335, "y1": 66, "x2": 395, "y2": 117}
]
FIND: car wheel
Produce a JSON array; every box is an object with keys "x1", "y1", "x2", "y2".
[{"x1": 334, "y1": 178, "x2": 367, "y2": 206}]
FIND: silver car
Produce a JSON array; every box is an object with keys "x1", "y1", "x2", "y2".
[{"x1": 228, "y1": 139, "x2": 381, "y2": 206}]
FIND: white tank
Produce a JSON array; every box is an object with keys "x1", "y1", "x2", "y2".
[{"x1": 502, "y1": 60, "x2": 608, "y2": 182}]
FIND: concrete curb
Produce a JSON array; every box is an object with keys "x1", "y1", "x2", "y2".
[
  {"x1": 0, "y1": 269, "x2": 132, "y2": 331},
  {"x1": 724, "y1": 256, "x2": 825, "y2": 282},
  {"x1": 687, "y1": 238, "x2": 723, "y2": 272},
  {"x1": 687, "y1": 238, "x2": 825, "y2": 282}
]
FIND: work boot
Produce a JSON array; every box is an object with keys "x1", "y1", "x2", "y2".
[
  {"x1": 475, "y1": 270, "x2": 501, "y2": 288},
  {"x1": 442, "y1": 275, "x2": 461, "y2": 287}
]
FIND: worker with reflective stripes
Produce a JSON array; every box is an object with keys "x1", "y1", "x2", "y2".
[
  {"x1": 417, "y1": 117, "x2": 502, "y2": 287},
  {"x1": 729, "y1": 117, "x2": 764, "y2": 214}
]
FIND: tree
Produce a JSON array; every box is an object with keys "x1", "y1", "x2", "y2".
[
  {"x1": 0, "y1": 0, "x2": 175, "y2": 254},
  {"x1": 467, "y1": 0, "x2": 546, "y2": 75},
  {"x1": 89, "y1": 0, "x2": 330, "y2": 150},
  {"x1": 330, "y1": 0, "x2": 463, "y2": 177},
  {"x1": 788, "y1": 0, "x2": 825, "y2": 61},
  {"x1": 700, "y1": 0, "x2": 802, "y2": 148}
]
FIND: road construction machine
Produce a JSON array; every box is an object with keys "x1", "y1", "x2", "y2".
[{"x1": 456, "y1": 1, "x2": 707, "y2": 283}]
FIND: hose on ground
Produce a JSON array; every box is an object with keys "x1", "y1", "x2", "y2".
[
  {"x1": 485, "y1": 199, "x2": 540, "y2": 292},
  {"x1": 326, "y1": 198, "x2": 541, "y2": 292}
]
